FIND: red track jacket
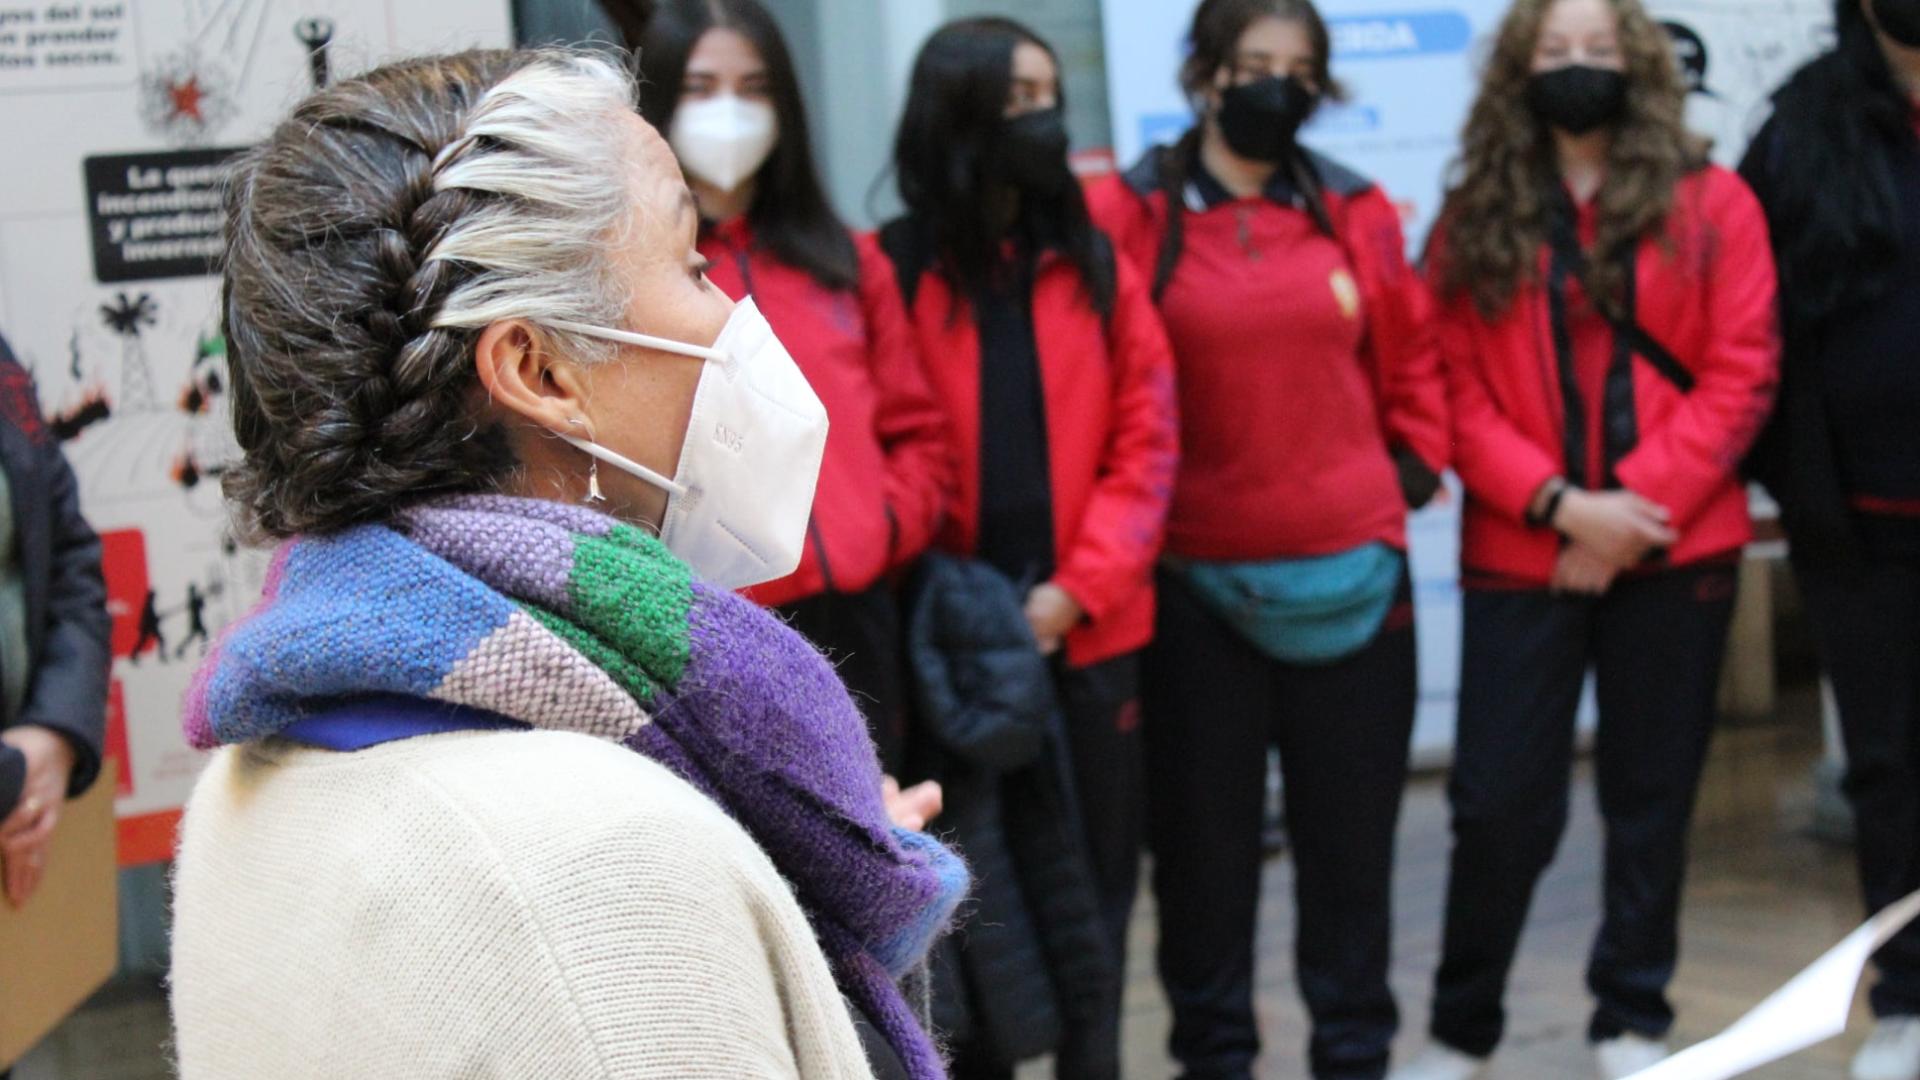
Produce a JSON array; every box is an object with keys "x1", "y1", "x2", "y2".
[
  {"x1": 701, "y1": 219, "x2": 951, "y2": 607},
  {"x1": 1432, "y1": 165, "x2": 1779, "y2": 584},
  {"x1": 1089, "y1": 146, "x2": 1450, "y2": 561},
  {"x1": 891, "y1": 242, "x2": 1179, "y2": 667}
]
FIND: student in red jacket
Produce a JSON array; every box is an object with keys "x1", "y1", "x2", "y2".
[
  {"x1": 1393, "y1": 2, "x2": 1777, "y2": 1078},
  {"x1": 882, "y1": 17, "x2": 1178, "y2": 1077},
  {"x1": 1086, "y1": 2, "x2": 1448, "y2": 1077},
  {"x1": 627, "y1": 0, "x2": 949, "y2": 772}
]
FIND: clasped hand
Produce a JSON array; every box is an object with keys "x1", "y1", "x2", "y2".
[{"x1": 1549, "y1": 488, "x2": 1676, "y2": 596}]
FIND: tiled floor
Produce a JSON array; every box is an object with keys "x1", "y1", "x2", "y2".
[
  {"x1": 13, "y1": 976, "x2": 171, "y2": 1080},
  {"x1": 1058, "y1": 701, "x2": 1869, "y2": 1079},
  {"x1": 14, "y1": 687, "x2": 1877, "y2": 1080}
]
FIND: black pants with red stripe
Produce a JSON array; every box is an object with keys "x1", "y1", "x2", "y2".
[
  {"x1": 779, "y1": 582, "x2": 908, "y2": 775},
  {"x1": 1799, "y1": 557, "x2": 1920, "y2": 1019},
  {"x1": 1430, "y1": 562, "x2": 1737, "y2": 1057},
  {"x1": 1144, "y1": 567, "x2": 1416, "y2": 1080}
]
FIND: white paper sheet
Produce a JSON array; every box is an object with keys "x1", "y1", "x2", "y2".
[{"x1": 1626, "y1": 888, "x2": 1920, "y2": 1080}]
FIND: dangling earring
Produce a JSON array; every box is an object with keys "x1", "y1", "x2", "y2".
[
  {"x1": 568, "y1": 417, "x2": 606, "y2": 504},
  {"x1": 586, "y1": 458, "x2": 605, "y2": 504}
]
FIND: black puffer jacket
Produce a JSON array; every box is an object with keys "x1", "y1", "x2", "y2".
[{"x1": 904, "y1": 554, "x2": 1117, "y2": 1072}]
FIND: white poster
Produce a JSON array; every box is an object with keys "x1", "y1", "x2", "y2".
[
  {"x1": 1100, "y1": 0, "x2": 1830, "y2": 240},
  {"x1": 1654, "y1": 0, "x2": 1835, "y2": 166},
  {"x1": 1097, "y1": 0, "x2": 1828, "y2": 761},
  {"x1": 0, "y1": 0, "x2": 513, "y2": 864}
]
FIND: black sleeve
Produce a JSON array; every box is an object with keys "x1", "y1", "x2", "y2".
[
  {"x1": 1393, "y1": 445, "x2": 1443, "y2": 510},
  {"x1": 1736, "y1": 117, "x2": 1777, "y2": 207},
  {"x1": 1735, "y1": 118, "x2": 1789, "y2": 494},
  {"x1": 14, "y1": 435, "x2": 110, "y2": 799},
  {"x1": 0, "y1": 744, "x2": 23, "y2": 817}
]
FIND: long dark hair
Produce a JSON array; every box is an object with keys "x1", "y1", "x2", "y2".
[
  {"x1": 1747, "y1": 0, "x2": 1913, "y2": 332},
  {"x1": 1151, "y1": 0, "x2": 1342, "y2": 299},
  {"x1": 890, "y1": 17, "x2": 1115, "y2": 318},
  {"x1": 621, "y1": 0, "x2": 857, "y2": 289}
]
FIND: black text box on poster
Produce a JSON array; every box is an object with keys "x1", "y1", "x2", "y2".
[{"x1": 83, "y1": 148, "x2": 245, "y2": 284}]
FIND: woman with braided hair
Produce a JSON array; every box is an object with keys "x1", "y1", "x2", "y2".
[{"x1": 168, "y1": 48, "x2": 966, "y2": 1080}]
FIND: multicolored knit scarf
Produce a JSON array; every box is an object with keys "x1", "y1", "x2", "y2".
[{"x1": 184, "y1": 494, "x2": 966, "y2": 1079}]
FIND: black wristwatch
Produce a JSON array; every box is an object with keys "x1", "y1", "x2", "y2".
[{"x1": 1528, "y1": 477, "x2": 1570, "y2": 529}]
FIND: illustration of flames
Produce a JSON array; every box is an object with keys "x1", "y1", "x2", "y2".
[{"x1": 171, "y1": 450, "x2": 202, "y2": 490}]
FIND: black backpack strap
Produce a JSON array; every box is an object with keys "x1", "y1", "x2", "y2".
[
  {"x1": 1540, "y1": 189, "x2": 1696, "y2": 395},
  {"x1": 1288, "y1": 148, "x2": 1339, "y2": 240},
  {"x1": 1544, "y1": 186, "x2": 1592, "y2": 489},
  {"x1": 1620, "y1": 322, "x2": 1695, "y2": 393},
  {"x1": 1150, "y1": 147, "x2": 1187, "y2": 302}
]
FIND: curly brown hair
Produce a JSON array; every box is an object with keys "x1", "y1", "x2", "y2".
[{"x1": 1431, "y1": 0, "x2": 1707, "y2": 317}]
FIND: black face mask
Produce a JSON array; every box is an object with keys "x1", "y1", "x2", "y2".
[
  {"x1": 1216, "y1": 75, "x2": 1317, "y2": 162},
  {"x1": 1874, "y1": 0, "x2": 1920, "y2": 48},
  {"x1": 997, "y1": 106, "x2": 1073, "y2": 197},
  {"x1": 1527, "y1": 65, "x2": 1630, "y2": 135}
]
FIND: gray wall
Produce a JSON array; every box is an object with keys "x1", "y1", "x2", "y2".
[
  {"x1": 946, "y1": 0, "x2": 1111, "y2": 158},
  {"x1": 511, "y1": 0, "x2": 621, "y2": 46}
]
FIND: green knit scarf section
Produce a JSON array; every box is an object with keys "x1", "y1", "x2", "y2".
[{"x1": 519, "y1": 522, "x2": 695, "y2": 708}]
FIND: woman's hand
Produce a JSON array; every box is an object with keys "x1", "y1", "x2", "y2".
[
  {"x1": 882, "y1": 776, "x2": 943, "y2": 832},
  {"x1": 1553, "y1": 488, "x2": 1676, "y2": 569},
  {"x1": 2, "y1": 832, "x2": 50, "y2": 909},
  {"x1": 1551, "y1": 544, "x2": 1619, "y2": 596},
  {"x1": 1, "y1": 727, "x2": 74, "y2": 909},
  {"x1": 1, "y1": 726, "x2": 73, "y2": 842},
  {"x1": 1024, "y1": 582, "x2": 1084, "y2": 656}
]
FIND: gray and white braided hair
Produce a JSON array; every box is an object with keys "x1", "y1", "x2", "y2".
[{"x1": 221, "y1": 48, "x2": 641, "y2": 540}]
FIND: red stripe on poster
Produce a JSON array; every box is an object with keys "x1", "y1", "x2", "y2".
[{"x1": 117, "y1": 809, "x2": 182, "y2": 867}]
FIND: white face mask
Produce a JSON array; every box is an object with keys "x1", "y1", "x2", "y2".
[
  {"x1": 546, "y1": 298, "x2": 829, "y2": 590},
  {"x1": 669, "y1": 94, "x2": 778, "y2": 193}
]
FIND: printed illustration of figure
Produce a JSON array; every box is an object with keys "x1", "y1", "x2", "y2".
[
  {"x1": 175, "y1": 583, "x2": 211, "y2": 659},
  {"x1": 130, "y1": 588, "x2": 168, "y2": 665}
]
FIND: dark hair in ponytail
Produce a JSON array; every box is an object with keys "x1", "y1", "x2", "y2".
[
  {"x1": 1152, "y1": 0, "x2": 1341, "y2": 299},
  {"x1": 1746, "y1": 0, "x2": 1913, "y2": 332}
]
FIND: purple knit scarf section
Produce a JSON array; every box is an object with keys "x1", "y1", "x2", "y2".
[
  {"x1": 625, "y1": 589, "x2": 962, "y2": 1080},
  {"x1": 401, "y1": 497, "x2": 964, "y2": 1079}
]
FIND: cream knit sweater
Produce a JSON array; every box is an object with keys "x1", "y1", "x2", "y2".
[{"x1": 170, "y1": 728, "x2": 878, "y2": 1079}]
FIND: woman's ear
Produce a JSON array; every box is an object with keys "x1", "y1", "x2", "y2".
[
  {"x1": 474, "y1": 319, "x2": 595, "y2": 433},
  {"x1": 1202, "y1": 69, "x2": 1232, "y2": 114}
]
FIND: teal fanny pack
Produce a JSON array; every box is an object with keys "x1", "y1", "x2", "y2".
[{"x1": 1169, "y1": 543, "x2": 1404, "y2": 665}]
